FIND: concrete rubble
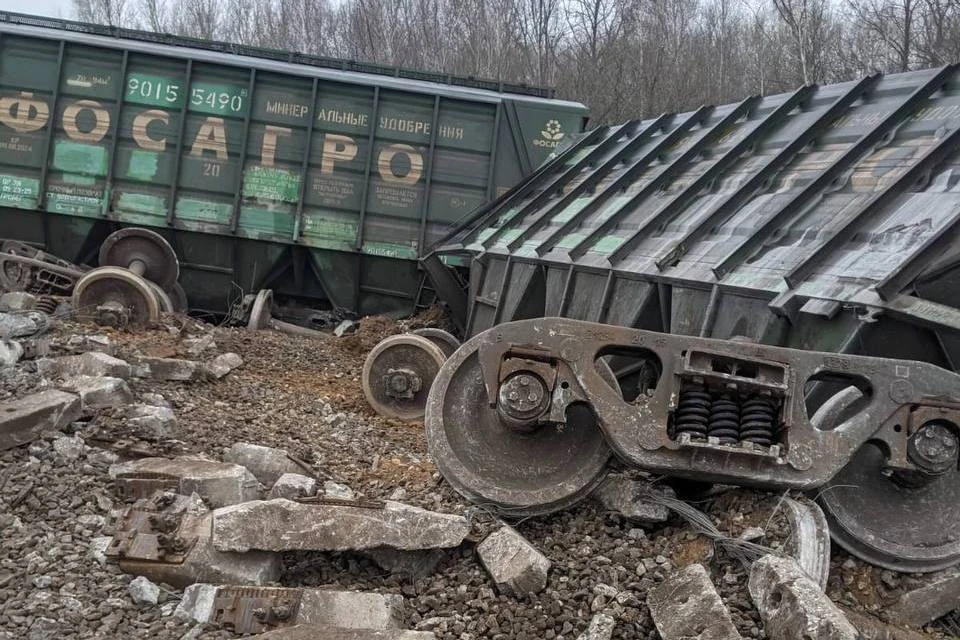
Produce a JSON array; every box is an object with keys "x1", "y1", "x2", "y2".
[
  {"x1": 577, "y1": 613, "x2": 616, "y2": 640},
  {"x1": 128, "y1": 576, "x2": 161, "y2": 605},
  {"x1": 212, "y1": 498, "x2": 471, "y2": 553},
  {"x1": 65, "y1": 333, "x2": 114, "y2": 354},
  {"x1": 748, "y1": 555, "x2": 858, "y2": 640},
  {"x1": 251, "y1": 628, "x2": 436, "y2": 640},
  {"x1": 0, "y1": 291, "x2": 37, "y2": 311},
  {"x1": 36, "y1": 351, "x2": 131, "y2": 379},
  {"x1": 204, "y1": 351, "x2": 243, "y2": 379},
  {"x1": 120, "y1": 511, "x2": 282, "y2": 588},
  {"x1": 0, "y1": 389, "x2": 81, "y2": 451},
  {"x1": 888, "y1": 567, "x2": 960, "y2": 628},
  {"x1": 334, "y1": 319, "x2": 357, "y2": 337},
  {"x1": 52, "y1": 435, "x2": 86, "y2": 460},
  {"x1": 592, "y1": 474, "x2": 673, "y2": 525},
  {"x1": 267, "y1": 473, "x2": 318, "y2": 499},
  {"x1": 0, "y1": 310, "x2": 47, "y2": 337},
  {"x1": 647, "y1": 563, "x2": 742, "y2": 640},
  {"x1": 224, "y1": 441, "x2": 307, "y2": 486},
  {"x1": 183, "y1": 333, "x2": 217, "y2": 357},
  {"x1": 60, "y1": 375, "x2": 133, "y2": 411},
  {"x1": 323, "y1": 479, "x2": 356, "y2": 500},
  {"x1": 476, "y1": 525, "x2": 551, "y2": 596},
  {"x1": 134, "y1": 356, "x2": 201, "y2": 381},
  {"x1": 124, "y1": 403, "x2": 179, "y2": 440},
  {"x1": 109, "y1": 456, "x2": 260, "y2": 507},
  {"x1": 176, "y1": 585, "x2": 404, "y2": 630},
  {"x1": 110, "y1": 492, "x2": 281, "y2": 588},
  {"x1": 840, "y1": 607, "x2": 931, "y2": 640},
  {"x1": 0, "y1": 338, "x2": 23, "y2": 368}
]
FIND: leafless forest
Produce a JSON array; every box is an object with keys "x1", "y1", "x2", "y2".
[{"x1": 71, "y1": 0, "x2": 960, "y2": 124}]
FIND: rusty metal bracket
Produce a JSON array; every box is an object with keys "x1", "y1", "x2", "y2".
[
  {"x1": 211, "y1": 586, "x2": 303, "y2": 634},
  {"x1": 105, "y1": 493, "x2": 202, "y2": 564}
]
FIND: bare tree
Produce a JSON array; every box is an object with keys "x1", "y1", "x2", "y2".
[
  {"x1": 771, "y1": 0, "x2": 834, "y2": 84},
  {"x1": 846, "y1": 0, "x2": 916, "y2": 72},
  {"x1": 74, "y1": 0, "x2": 132, "y2": 25},
  {"x1": 65, "y1": 0, "x2": 960, "y2": 126}
]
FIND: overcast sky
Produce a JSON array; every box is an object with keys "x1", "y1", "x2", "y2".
[{"x1": 0, "y1": 1, "x2": 68, "y2": 18}]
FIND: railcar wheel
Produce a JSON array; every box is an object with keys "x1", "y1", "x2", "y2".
[
  {"x1": 412, "y1": 327, "x2": 461, "y2": 358},
  {"x1": 247, "y1": 289, "x2": 274, "y2": 330},
  {"x1": 99, "y1": 228, "x2": 180, "y2": 290},
  {"x1": 168, "y1": 282, "x2": 189, "y2": 313},
  {"x1": 362, "y1": 334, "x2": 446, "y2": 422},
  {"x1": 72, "y1": 266, "x2": 161, "y2": 327},
  {"x1": 425, "y1": 337, "x2": 617, "y2": 517},
  {"x1": 147, "y1": 280, "x2": 174, "y2": 314},
  {"x1": 814, "y1": 387, "x2": 960, "y2": 572}
]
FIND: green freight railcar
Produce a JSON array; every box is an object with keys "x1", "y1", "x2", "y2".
[{"x1": 0, "y1": 12, "x2": 588, "y2": 318}]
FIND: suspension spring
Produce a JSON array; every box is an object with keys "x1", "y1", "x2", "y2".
[
  {"x1": 707, "y1": 396, "x2": 740, "y2": 444},
  {"x1": 740, "y1": 396, "x2": 776, "y2": 446},
  {"x1": 34, "y1": 296, "x2": 59, "y2": 315},
  {"x1": 674, "y1": 387, "x2": 711, "y2": 440}
]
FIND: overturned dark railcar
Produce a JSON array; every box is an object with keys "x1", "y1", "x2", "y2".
[
  {"x1": 421, "y1": 69, "x2": 960, "y2": 575},
  {"x1": 0, "y1": 12, "x2": 588, "y2": 319},
  {"x1": 426, "y1": 66, "x2": 960, "y2": 373}
]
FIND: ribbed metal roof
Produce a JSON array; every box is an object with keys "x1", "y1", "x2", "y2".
[
  {"x1": 0, "y1": 11, "x2": 582, "y2": 106},
  {"x1": 434, "y1": 66, "x2": 960, "y2": 350}
]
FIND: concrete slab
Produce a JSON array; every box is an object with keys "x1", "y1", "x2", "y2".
[
  {"x1": 749, "y1": 555, "x2": 857, "y2": 640},
  {"x1": 888, "y1": 568, "x2": 960, "y2": 629},
  {"x1": 109, "y1": 456, "x2": 260, "y2": 507},
  {"x1": 476, "y1": 526, "x2": 551, "y2": 597},
  {"x1": 212, "y1": 499, "x2": 470, "y2": 553},
  {"x1": 177, "y1": 585, "x2": 404, "y2": 631},
  {"x1": 593, "y1": 475, "x2": 673, "y2": 525},
  {"x1": 60, "y1": 376, "x2": 133, "y2": 411},
  {"x1": 224, "y1": 442, "x2": 306, "y2": 486},
  {"x1": 0, "y1": 389, "x2": 81, "y2": 451},
  {"x1": 648, "y1": 563, "x2": 742, "y2": 640}
]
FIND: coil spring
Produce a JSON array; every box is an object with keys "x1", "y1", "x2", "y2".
[
  {"x1": 674, "y1": 388, "x2": 711, "y2": 440},
  {"x1": 34, "y1": 296, "x2": 58, "y2": 315},
  {"x1": 740, "y1": 397, "x2": 776, "y2": 446},
  {"x1": 707, "y1": 396, "x2": 740, "y2": 444}
]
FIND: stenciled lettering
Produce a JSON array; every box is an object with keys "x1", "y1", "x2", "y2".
[
  {"x1": 62, "y1": 100, "x2": 110, "y2": 143},
  {"x1": 377, "y1": 143, "x2": 422, "y2": 186},
  {"x1": 0, "y1": 94, "x2": 440, "y2": 190},
  {"x1": 261, "y1": 125, "x2": 292, "y2": 167},
  {"x1": 321, "y1": 134, "x2": 358, "y2": 174},
  {"x1": 132, "y1": 109, "x2": 169, "y2": 152},
  {"x1": 379, "y1": 116, "x2": 430, "y2": 136},
  {"x1": 190, "y1": 117, "x2": 228, "y2": 162},
  {"x1": 265, "y1": 100, "x2": 308, "y2": 119},
  {"x1": 0, "y1": 92, "x2": 49, "y2": 133},
  {"x1": 438, "y1": 125, "x2": 464, "y2": 140},
  {"x1": 317, "y1": 109, "x2": 369, "y2": 128}
]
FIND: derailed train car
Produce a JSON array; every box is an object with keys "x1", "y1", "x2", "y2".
[
  {"x1": 409, "y1": 67, "x2": 960, "y2": 575},
  {"x1": 0, "y1": 12, "x2": 587, "y2": 318},
  {"x1": 427, "y1": 66, "x2": 960, "y2": 369}
]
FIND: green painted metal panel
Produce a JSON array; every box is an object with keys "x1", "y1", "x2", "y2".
[
  {"x1": 513, "y1": 103, "x2": 585, "y2": 167},
  {"x1": 0, "y1": 174, "x2": 39, "y2": 208},
  {"x1": 52, "y1": 140, "x2": 108, "y2": 175},
  {"x1": 0, "y1": 17, "x2": 587, "y2": 317},
  {"x1": 125, "y1": 72, "x2": 186, "y2": 108},
  {"x1": 187, "y1": 81, "x2": 249, "y2": 117}
]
